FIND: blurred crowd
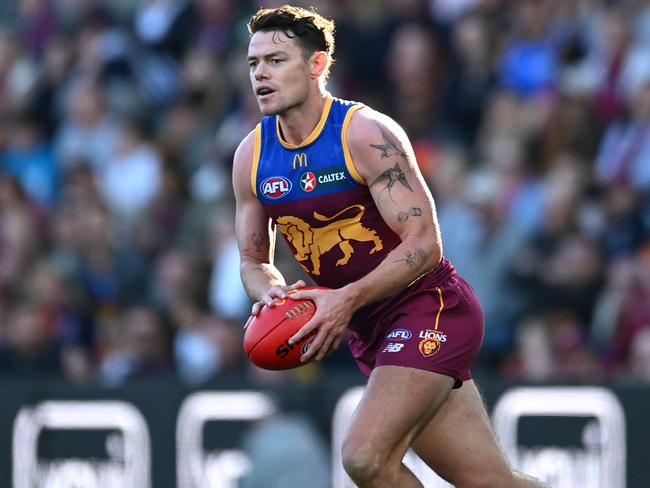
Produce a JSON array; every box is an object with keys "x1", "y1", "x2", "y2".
[{"x1": 0, "y1": 0, "x2": 649, "y2": 387}]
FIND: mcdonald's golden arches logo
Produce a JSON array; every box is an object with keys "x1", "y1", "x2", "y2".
[{"x1": 293, "y1": 153, "x2": 308, "y2": 170}]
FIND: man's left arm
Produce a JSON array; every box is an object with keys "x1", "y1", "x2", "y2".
[
  {"x1": 341, "y1": 109, "x2": 443, "y2": 302},
  {"x1": 289, "y1": 108, "x2": 443, "y2": 361}
]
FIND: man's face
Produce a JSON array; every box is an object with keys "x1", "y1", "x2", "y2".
[{"x1": 248, "y1": 30, "x2": 312, "y2": 116}]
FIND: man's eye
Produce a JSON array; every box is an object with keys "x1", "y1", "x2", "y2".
[{"x1": 271, "y1": 59, "x2": 282, "y2": 64}]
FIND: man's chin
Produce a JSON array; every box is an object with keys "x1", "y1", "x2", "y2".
[
  {"x1": 258, "y1": 100, "x2": 278, "y2": 116},
  {"x1": 258, "y1": 99, "x2": 298, "y2": 116}
]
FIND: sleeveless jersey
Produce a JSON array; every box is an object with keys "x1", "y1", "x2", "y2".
[{"x1": 252, "y1": 95, "x2": 401, "y2": 289}]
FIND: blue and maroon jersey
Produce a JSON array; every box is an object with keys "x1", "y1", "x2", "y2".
[{"x1": 251, "y1": 95, "x2": 401, "y2": 289}]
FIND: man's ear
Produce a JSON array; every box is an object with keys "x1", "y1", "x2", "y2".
[{"x1": 310, "y1": 51, "x2": 328, "y2": 79}]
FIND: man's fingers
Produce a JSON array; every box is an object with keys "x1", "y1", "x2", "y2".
[
  {"x1": 288, "y1": 280, "x2": 306, "y2": 290},
  {"x1": 244, "y1": 314, "x2": 255, "y2": 330},
  {"x1": 250, "y1": 301, "x2": 263, "y2": 316},
  {"x1": 289, "y1": 319, "x2": 318, "y2": 345},
  {"x1": 300, "y1": 329, "x2": 327, "y2": 362},
  {"x1": 287, "y1": 289, "x2": 315, "y2": 301},
  {"x1": 314, "y1": 334, "x2": 335, "y2": 361},
  {"x1": 264, "y1": 287, "x2": 290, "y2": 308}
]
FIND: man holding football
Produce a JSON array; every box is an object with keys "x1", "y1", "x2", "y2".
[{"x1": 233, "y1": 5, "x2": 547, "y2": 488}]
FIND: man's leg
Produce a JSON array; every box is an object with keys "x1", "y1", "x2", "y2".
[
  {"x1": 342, "y1": 365, "x2": 455, "y2": 488},
  {"x1": 411, "y1": 379, "x2": 549, "y2": 488}
]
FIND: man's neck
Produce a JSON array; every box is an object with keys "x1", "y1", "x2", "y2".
[{"x1": 277, "y1": 89, "x2": 329, "y2": 145}]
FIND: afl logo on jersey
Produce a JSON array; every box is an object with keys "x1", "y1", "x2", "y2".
[
  {"x1": 261, "y1": 176, "x2": 292, "y2": 199},
  {"x1": 300, "y1": 172, "x2": 316, "y2": 192}
]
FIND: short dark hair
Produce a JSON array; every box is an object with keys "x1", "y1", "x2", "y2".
[{"x1": 248, "y1": 5, "x2": 335, "y2": 71}]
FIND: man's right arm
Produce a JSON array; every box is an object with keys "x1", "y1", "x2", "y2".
[{"x1": 232, "y1": 130, "x2": 303, "y2": 314}]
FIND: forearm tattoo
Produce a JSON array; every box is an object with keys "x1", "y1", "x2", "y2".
[
  {"x1": 397, "y1": 207, "x2": 422, "y2": 222},
  {"x1": 251, "y1": 233, "x2": 264, "y2": 252},
  {"x1": 395, "y1": 248, "x2": 427, "y2": 269},
  {"x1": 369, "y1": 124, "x2": 414, "y2": 201}
]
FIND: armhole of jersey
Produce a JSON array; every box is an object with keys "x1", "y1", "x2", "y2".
[
  {"x1": 250, "y1": 123, "x2": 262, "y2": 197},
  {"x1": 341, "y1": 104, "x2": 366, "y2": 185}
]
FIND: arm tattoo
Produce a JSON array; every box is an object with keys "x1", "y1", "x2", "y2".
[
  {"x1": 369, "y1": 125, "x2": 413, "y2": 202},
  {"x1": 395, "y1": 248, "x2": 427, "y2": 269},
  {"x1": 397, "y1": 207, "x2": 422, "y2": 222},
  {"x1": 370, "y1": 125, "x2": 408, "y2": 160},
  {"x1": 251, "y1": 233, "x2": 264, "y2": 252},
  {"x1": 370, "y1": 163, "x2": 413, "y2": 202}
]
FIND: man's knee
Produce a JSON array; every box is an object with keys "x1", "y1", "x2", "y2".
[{"x1": 341, "y1": 436, "x2": 390, "y2": 483}]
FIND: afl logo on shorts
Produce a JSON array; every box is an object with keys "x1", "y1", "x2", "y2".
[
  {"x1": 386, "y1": 328, "x2": 412, "y2": 341},
  {"x1": 300, "y1": 172, "x2": 316, "y2": 192},
  {"x1": 261, "y1": 176, "x2": 292, "y2": 199}
]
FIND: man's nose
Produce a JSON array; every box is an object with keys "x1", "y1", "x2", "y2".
[{"x1": 254, "y1": 63, "x2": 268, "y2": 80}]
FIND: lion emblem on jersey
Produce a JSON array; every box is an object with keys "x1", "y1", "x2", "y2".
[{"x1": 276, "y1": 205, "x2": 383, "y2": 275}]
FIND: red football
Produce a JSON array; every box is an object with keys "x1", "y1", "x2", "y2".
[{"x1": 243, "y1": 287, "x2": 326, "y2": 370}]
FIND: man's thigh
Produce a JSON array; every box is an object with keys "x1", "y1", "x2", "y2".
[
  {"x1": 345, "y1": 365, "x2": 454, "y2": 462},
  {"x1": 411, "y1": 380, "x2": 514, "y2": 482}
]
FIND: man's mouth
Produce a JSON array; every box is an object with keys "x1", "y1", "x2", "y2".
[{"x1": 256, "y1": 86, "x2": 275, "y2": 97}]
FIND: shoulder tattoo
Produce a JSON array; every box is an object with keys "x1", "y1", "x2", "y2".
[
  {"x1": 369, "y1": 124, "x2": 414, "y2": 201},
  {"x1": 369, "y1": 125, "x2": 408, "y2": 160}
]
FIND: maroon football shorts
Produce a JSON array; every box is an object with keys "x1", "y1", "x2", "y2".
[{"x1": 348, "y1": 259, "x2": 484, "y2": 387}]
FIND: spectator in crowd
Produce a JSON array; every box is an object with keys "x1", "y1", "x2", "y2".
[
  {"x1": 0, "y1": 29, "x2": 39, "y2": 114},
  {"x1": 150, "y1": 248, "x2": 203, "y2": 314},
  {"x1": 504, "y1": 311, "x2": 601, "y2": 382},
  {"x1": 498, "y1": 0, "x2": 562, "y2": 99},
  {"x1": 441, "y1": 11, "x2": 496, "y2": 146},
  {"x1": 0, "y1": 176, "x2": 41, "y2": 297},
  {"x1": 0, "y1": 301, "x2": 63, "y2": 376},
  {"x1": 174, "y1": 308, "x2": 242, "y2": 384},
  {"x1": 385, "y1": 22, "x2": 443, "y2": 142},
  {"x1": 96, "y1": 116, "x2": 162, "y2": 228},
  {"x1": 98, "y1": 305, "x2": 172, "y2": 386},
  {"x1": 592, "y1": 243, "x2": 650, "y2": 375},
  {"x1": 595, "y1": 80, "x2": 650, "y2": 190},
  {"x1": 207, "y1": 210, "x2": 250, "y2": 321},
  {"x1": 1, "y1": 113, "x2": 60, "y2": 208},
  {"x1": 54, "y1": 78, "x2": 120, "y2": 169},
  {"x1": 629, "y1": 328, "x2": 650, "y2": 382}
]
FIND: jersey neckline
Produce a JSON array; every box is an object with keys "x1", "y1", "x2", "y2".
[{"x1": 275, "y1": 95, "x2": 333, "y2": 149}]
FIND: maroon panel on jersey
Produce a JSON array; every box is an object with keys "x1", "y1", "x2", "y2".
[{"x1": 265, "y1": 188, "x2": 401, "y2": 289}]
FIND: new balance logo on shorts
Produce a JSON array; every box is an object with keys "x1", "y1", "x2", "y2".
[{"x1": 382, "y1": 343, "x2": 405, "y2": 353}]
